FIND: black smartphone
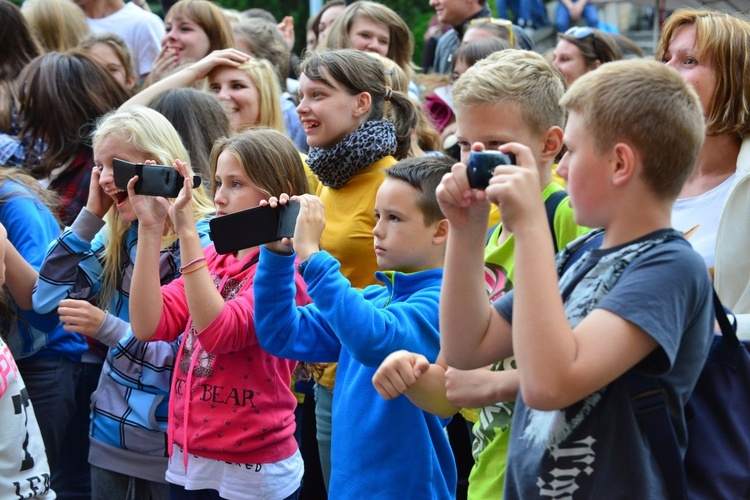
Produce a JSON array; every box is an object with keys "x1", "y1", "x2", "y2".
[
  {"x1": 466, "y1": 150, "x2": 517, "y2": 190},
  {"x1": 112, "y1": 158, "x2": 202, "y2": 198},
  {"x1": 209, "y1": 201, "x2": 301, "y2": 254}
]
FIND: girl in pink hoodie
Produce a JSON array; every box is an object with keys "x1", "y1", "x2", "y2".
[{"x1": 129, "y1": 128, "x2": 311, "y2": 499}]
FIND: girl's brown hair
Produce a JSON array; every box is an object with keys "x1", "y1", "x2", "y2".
[
  {"x1": 18, "y1": 51, "x2": 130, "y2": 180},
  {"x1": 210, "y1": 128, "x2": 308, "y2": 198},
  {"x1": 0, "y1": 0, "x2": 41, "y2": 132}
]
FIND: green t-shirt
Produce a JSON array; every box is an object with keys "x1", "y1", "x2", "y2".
[{"x1": 468, "y1": 183, "x2": 590, "y2": 500}]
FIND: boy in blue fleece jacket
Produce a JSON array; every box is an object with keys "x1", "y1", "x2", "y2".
[{"x1": 254, "y1": 155, "x2": 457, "y2": 499}]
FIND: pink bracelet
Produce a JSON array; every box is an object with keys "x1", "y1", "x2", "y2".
[{"x1": 179, "y1": 256, "x2": 206, "y2": 273}]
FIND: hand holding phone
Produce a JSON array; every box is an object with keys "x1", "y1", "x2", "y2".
[
  {"x1": 113, "y1": 158, "x2": 202, "y2": 198},
  {"x1": 209, "y1": 200, "x2": 301, "y2": 254},
  {"x1": 291, "y1": 194, "x2": 326, "y2": 261}
]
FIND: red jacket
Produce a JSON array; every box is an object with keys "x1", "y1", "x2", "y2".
[{"x1": 152, "y1": 245, "x2": 310, "y2": 465}]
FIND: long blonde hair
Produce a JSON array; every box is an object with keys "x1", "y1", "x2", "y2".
[{"x1": 91, "y1": 106, "x2": 215, "y2": 310}]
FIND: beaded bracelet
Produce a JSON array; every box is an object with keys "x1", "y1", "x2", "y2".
[
  {"x1": 179, "y1": 256, "x2": 206, "y2": 273},
  {"x1": 181, "y1": 262, "x2": 207, "y2": 275}
]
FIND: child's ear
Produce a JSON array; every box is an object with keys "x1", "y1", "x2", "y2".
[
  {"x1": 540, "y1": 126, "x2": 564, "y2": 162},
  {"x1": 432, "y1": 219, "x2": 449, "y2": 245},
  {"x1": 611, "y1": 142, "x2": 636, "y2": 187},
  {"x1": 353, "y1": 91, "x2": 373, "y2": 119}
]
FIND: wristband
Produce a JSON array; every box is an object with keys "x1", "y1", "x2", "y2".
[
  {"x1": 297, "y1": 252, "x2": 318, "y2": 277},
  {"x1": 181, "y1": 262, "x2": 207, "y2": 275},
  {"x1": 179, "y1": 256, "x2": 206, "y2": 273}
]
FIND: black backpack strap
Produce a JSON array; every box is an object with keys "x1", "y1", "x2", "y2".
[
  {"x1": 626, "y1": 372, "x2": 687, "y2": 500},
  {"x1": 485, "y1": 189, "x2": 568, "y2": 249},
  {"x1": 627, "y1": 287, "x2": 734, "y2": 500},
  {"x1": 544, "y1": 189, "x2": 568, "y2": 251}
]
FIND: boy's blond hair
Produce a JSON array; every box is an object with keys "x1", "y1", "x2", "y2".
[
  {"x1": 560, "y1": 59, "x2": 705, "y2": 200},
  {"x1": 452, "y1": 49, "x2": 565, "y2": 135},
  {"x1": 656, "y1": 9, "x2": 750, "y2": 139}
]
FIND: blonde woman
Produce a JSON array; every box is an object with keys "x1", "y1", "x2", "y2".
[{"x1": 32, "y1": 106, "x2": 214, "y2": 499}]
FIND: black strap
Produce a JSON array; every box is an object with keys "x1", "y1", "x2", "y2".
[
  {"x1": 544, "y1": 190, "x2": 568, "y2": 251},
  {"x1": 627, "y1": 287, "x2": 736, "y2": 500},
  {"x1": 485, "y1": 189, "x2": 569, "y2": 250}
]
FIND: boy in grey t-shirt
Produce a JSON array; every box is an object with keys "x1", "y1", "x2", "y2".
[{"x1": 437, "y1": 59, "x2": 713, "y2": 497}]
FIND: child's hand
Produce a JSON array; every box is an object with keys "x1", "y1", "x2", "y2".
[
  {"x1": 260, "y1": 194, "x2": 294, "y2": 255},
  {"x1": 276, "y1": 16, "x2": 296, "y2": 50},
  {"x1": 86, "y1": 166, "x2": 113, "y2": 219},
  {"x1": 167, "y1": 159, "x2": 197, "y2": 236},
  {"x1": 484, "y1": 143, "x2": 545, "y2": 234},
  {"x1": 149, "y1": 46, "x2": 180, "y2": 83},
  {"x1": 436, "y1": 144, "x2": 492, "y2": 230},
  {"x1": 187, "y1": 49, "x2": 250, "y2": 81},
  {"x1": 126, "y1": 160, "x2": 170, "y2": 233},
  {"x1": 372, "y1": 350, "x2": 430, "y2": 399},
  {"x1": 58, "y1": 298, "x2": 106, "y2": 337},
  {"x1": 291, "y1": 194, "x2": 325, "y2": 260}
]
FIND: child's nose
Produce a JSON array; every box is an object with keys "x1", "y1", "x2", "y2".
[
  {"x1": 557, "y1": 154, "x2": 569, "y2": 180},
  {"x1": 98, "y1": 166, "x2": 113, "y2": 187},
  {"x1": 372, "y1": 218, "x2": 384, "y2": 238},
  {"x1": 296, "y1": 98, "x2": 308, "y2": 115}
]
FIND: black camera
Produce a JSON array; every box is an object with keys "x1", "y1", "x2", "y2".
[
  {"x1": 113, "y1": 159, "x2": 202, "y2": 198},
  {"x1": 466, "y1": 150, "x2": 516, "y2": 190}
]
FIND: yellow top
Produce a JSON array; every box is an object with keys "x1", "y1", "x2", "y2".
[{"x1": 315, "y1": 155, "x2": 397, "y2": 387}]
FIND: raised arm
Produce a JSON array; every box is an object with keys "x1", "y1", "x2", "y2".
[
  {"x1": 32, "y1": 167, "x2": 110, "y2": 314},
  {"x1": 485, "y1": 143, "x2": 661, "y2": 410},
  {"x1": 437, "y1": 158, "x2": 514, "y2": 369},
  {"x1": 127, "y1": 173, "x2": 171, "y2": 341},
  {"x1": 164, "y1": 161, "x2": 224, "y2": 333},
  {"x1": 120, "y1": 49, "x2": 250, "y2": 110}
]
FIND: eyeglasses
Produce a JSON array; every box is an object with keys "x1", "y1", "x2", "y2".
[
  {"x1": 469, "y1": 17, "x2": 515, "y2": 47},
  {"x1": 564, "y1": 27, "x2": 599, "y2": 59}
]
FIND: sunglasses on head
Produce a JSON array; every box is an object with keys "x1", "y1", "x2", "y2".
[
  {"x1": 469, "y1": 17, "x2": 515, "y2": 47},
  {"x1": 565, "y1": 26, "x2": 595, "y2": 39},
  {"x1": 564, "y1": 27, "x2": 600, "y2": 58}
]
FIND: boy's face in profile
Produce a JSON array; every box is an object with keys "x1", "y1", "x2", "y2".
[
  {"x1": 455, "y1": 102, "x2": 545, "y2": 168},
  {"x1": 558, "y1": 110, "x2": 609, "y2": 228},
  {"x1": 372, "y1": 178, "x2": 441, "y2": 273}
]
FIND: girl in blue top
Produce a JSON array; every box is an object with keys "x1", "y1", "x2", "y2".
[
  {"x1": 32, "y1": 106, "x2": 215, "y2": 499},
  {"x1": 0, "y1": 168, "x2": 85, "y2": 484}
]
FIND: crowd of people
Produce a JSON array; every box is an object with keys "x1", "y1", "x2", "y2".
[{"x1": 1, "y1": 0, "x2": 749, "y2": 498}]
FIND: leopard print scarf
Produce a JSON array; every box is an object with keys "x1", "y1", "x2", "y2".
[{"x1": 306, "y1": 119, "x2": 397, "y2": 189}]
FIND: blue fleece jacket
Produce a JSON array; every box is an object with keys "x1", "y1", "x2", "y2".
[{"x1": 254, "y1": 248, "x2": 457, "y2": 499}]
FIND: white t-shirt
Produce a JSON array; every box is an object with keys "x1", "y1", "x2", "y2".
[
  {"x1": 86, "y1": 3, "x2": 165, "y2": 77},
  {"x1": 672, "y1": 173, "x2": 736, "y2": 274},
  {"x1": 0, "y1": 339, "x2": 54, "y2": 499},
  {"x1": 166, "y1": 445, "x2": 303, "y2": 500}
]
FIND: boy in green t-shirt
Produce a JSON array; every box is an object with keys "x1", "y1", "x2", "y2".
[{"x1": 372, "y1": 49, "x2": 590, "y2": 497}]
